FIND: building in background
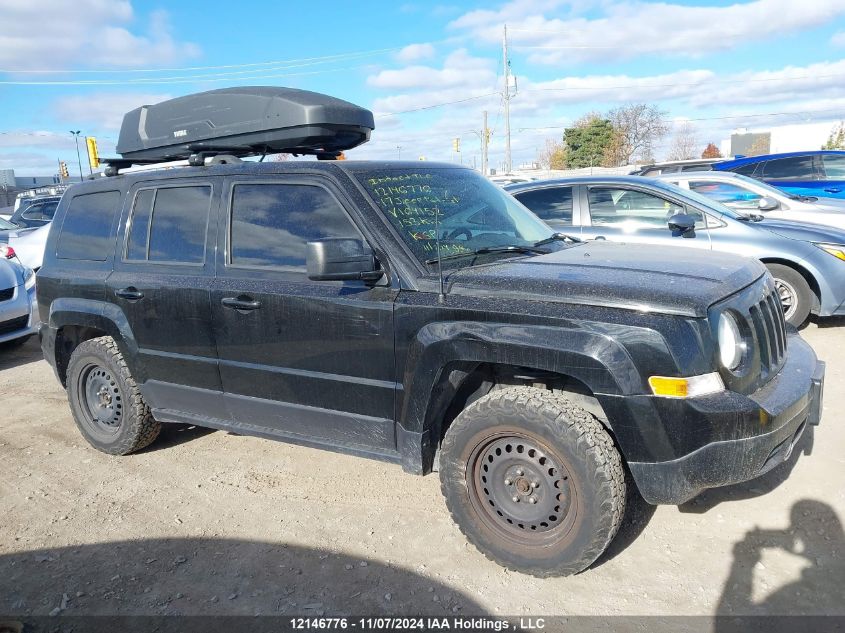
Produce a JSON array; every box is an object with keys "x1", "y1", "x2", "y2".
[{"x1": 720, "y1": 122, "x2": 836, "y2": 157}]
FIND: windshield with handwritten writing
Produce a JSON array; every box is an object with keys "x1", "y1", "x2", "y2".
[{"x1": 354, "y1": 167, "x2": 555, "y2": 266}]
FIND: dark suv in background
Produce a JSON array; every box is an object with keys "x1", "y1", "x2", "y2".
[{"x1": 36, "y1": 87, "x2": 825, "y2": 577}]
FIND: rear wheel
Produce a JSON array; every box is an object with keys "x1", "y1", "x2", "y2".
[
  {"x1": 66, "y1": 336, "x2": 160, "y2": 455},
  {"x1": 439, "y1": 387, "x2": 625, "y2": 577},
  {"x1": 765, "y1": 263, "x2": 813, "y2": 327}
]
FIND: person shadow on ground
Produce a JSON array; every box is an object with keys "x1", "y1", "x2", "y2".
[{"x1": 715, "y1": 499, "x2": 845, "y2": 631}]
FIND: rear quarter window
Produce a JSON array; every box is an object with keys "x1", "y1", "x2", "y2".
[{"x1": 56, "y1": 190, "x2": 121, "y2": 261}]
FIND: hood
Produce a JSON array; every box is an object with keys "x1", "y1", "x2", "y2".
[
  {"x1": 0, "y1": 259, "x2": 22, "y2": 290},
  {"x1": 447, "y1": 241, "x2": 765, "y2": 317},
  {"x1": 755, "y1": 218, "x2": 845, "y2": 244},
  {"x1": 808, "y1": 197, "x2": 845, "y2": 212}
]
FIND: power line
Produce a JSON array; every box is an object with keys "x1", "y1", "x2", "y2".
[
  {"x1": 376, "y1": 92, "x2": 500, "y2": 117},
  {"x1": 0, "y1": 44, "x2": 427, "y2": 75}
]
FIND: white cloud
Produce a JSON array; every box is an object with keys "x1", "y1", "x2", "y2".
[
  {"x1": 450, "y1": 0, "x2": 845, "y2": 64},
  {"x1": 368, "y1": 49, "x2": 495, "y2": 90},
  {"x1": 53, "y1": 92, "x2": 172, "y2": 130},
  {"x1": 0, "y1": 1, "x2": 200, "y2": 70},
  {"x1": 395, "y1": 43, "x2": 437, "y2": 63}
]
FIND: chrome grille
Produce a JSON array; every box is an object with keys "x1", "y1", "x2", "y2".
[
  {"x1": 747, "y1": 287, "x2": 787, "y2": 379},
  {"x1": 0, "y1": 287, "x2": 14, "y2": 302}
]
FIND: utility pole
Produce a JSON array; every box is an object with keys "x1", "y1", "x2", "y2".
[
  {"x1": 397, "y1": 145, "x2": 402, "y2": 160},
  {"x1": 70, "y1": 130, "x2": 83, "y2": 181},
  {"x1": 502, "y1": 25, "x2": 512, "y2": 175},
  {"x1": 481, "y1": 110, "x2": 489, "y2": 176}
]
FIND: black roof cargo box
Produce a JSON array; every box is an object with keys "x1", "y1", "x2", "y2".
[{"x1": 115, "y1": 86, "x2": 374, "y2": 161}]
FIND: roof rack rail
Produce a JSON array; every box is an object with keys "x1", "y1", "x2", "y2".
[{"x1": 108, "y1": 86, "x2": 373, "y2": 175}]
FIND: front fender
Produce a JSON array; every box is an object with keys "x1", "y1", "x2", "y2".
[{"x1": 399, "y1": 320, "x2": 642, "y2": 438}]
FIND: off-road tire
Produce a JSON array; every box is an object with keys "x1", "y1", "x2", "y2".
[
  {"x1": 765, "y1": 263, "x2": 813, "y2": 327},
  {"x1": 439, "y1": 386, "x2": 625, "y2": 577},
  {"x1": 66, "y1": 336, "x2": 160, "y2": 455}
]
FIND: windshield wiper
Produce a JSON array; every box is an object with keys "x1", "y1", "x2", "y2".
[
  {"x1": 425, "y1": 245, "x2": 548, "y2": 265},
  {"x1": 532, "y1": 232, "x2": 581, "y2": 247}
]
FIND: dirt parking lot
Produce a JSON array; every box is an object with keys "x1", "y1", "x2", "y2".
[{"x1": 1, "y1": 322, "x2": 843, "y2": 619}]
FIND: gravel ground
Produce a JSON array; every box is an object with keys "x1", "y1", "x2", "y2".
[{"x1": 0, "y1": 321, "x2": 842, "y2": 618}]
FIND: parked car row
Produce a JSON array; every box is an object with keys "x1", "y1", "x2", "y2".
[
  {"x1": 0, "y1": 193, "x2": 57, "y2": 346},
  {"x1": 507, "y1": 174, "x2": 845, "y2": 326}
]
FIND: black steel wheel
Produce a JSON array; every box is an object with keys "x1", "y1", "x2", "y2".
[
  {"x1": 470, "y1": 434, "x2": 576, "y2": 541},
  {"x1": 440, "y1": 387, "x2": 625, "y2": 577},
  {"x1": 66, "y1": 336, "x2": 160, "y2": 455},
  {"x1": 78, "y1": 364, "x2": 124, "y2": 434}
]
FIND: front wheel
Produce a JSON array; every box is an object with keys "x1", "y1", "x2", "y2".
[
  {"x1": 765, "y1": 263, "x2": 813, "y2": 327},
  {"x1": 439, "y1": 387, "x2": 625, "y2": 577}
]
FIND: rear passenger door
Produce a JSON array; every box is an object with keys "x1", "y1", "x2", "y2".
[
  {"x1": 106, "y1": 179, "x2": 223, "y2": 420},
  {"x1": 210, "y1": 176, "x2": 398, "y2": 455}
]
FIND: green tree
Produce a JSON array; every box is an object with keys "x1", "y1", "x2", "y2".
[
  {"x1": 822, "y1": 122, "x2": 845, "y2": 150},
  {"x1": 562, "y1": 114, "x2": 615, "y2": 168}
]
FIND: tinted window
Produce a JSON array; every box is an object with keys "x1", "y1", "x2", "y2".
[
  {"x1": 147, "y1": 186, "x2": 210, "y2": 263},
  {"x1": 588, "y1": 187, "x2": 686, "y2": 227},
  {"x1": 230, "y1": 183, "x2": 361, "y2": 270},
  {"x1": 689, "y1": 181, "x2": 762, "y2": 211},
  {"x1": 761, "y1": 156, "x2": 817, "y2": 181},
  {"x1": 57, "y1": 191, "x2": 120, "y2": 260},
  {"x1": 126, "y1": 189, "x2": 154, "y2": 260},
  {"x1": 822, "y1": 155, "x2": 845, "y2": 179},
  {"x1": 514, "y1": 187, "x2": 573, "y2": 223}
]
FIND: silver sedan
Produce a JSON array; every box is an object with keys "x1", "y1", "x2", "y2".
[{"x1": 0, "y1": 255, "x2": 38, "y2": 347}]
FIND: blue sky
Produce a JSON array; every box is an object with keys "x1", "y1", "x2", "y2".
[{"x1": 3, "y1": 0, "x2": 845, "y2": 175}]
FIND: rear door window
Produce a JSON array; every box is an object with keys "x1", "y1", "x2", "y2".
[
  {"x1": 56, "y1": 191, "x2": 121, "y2": 260},
  {"x1": 125, "y1": 185, "x2": 211, "y2": 264},
  {"x1": 514, "y1": 187, "x2": 573, "y2": 224}
]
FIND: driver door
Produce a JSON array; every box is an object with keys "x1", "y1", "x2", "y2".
[{"x1": 580, "y1": 185, "x2": 713, "y2": 250}]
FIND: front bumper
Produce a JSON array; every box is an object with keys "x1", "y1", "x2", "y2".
[
  {"x1": 625, "y1": 333, "x2": 824, "y2": 505},
  {"x1": 0, "y1": 283, "x2": 38, "y2": 344}
]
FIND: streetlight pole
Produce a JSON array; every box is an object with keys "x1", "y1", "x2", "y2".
[{"x1": 70, "y1": 130, "x2": 83, "y2": 181}]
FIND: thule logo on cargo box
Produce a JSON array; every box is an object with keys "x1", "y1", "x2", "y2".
[{"x1": 173, "y1": 130, "x2": 187, "y2": 138}]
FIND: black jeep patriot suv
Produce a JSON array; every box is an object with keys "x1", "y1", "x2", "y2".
[{"x1": 38, "y1": 88, "x2": 824, "y2": 577}]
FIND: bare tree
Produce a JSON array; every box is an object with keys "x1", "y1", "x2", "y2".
[
  {"x1": 604, "y1": 103, "x2": 669, "y2": 166},
  {"x1": 538, "y1": 138, "x2": 566, "y2": 170},
  {"x1": 666, "y1": 121, "x2": 699, "y2": 161},
  {"x1": 822, "y1": 121, "x2": 845, "y2": 150}
]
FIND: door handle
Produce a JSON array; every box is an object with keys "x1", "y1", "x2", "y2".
[
  {"x1": 824, "y1": 188, "x2": 841, "y2": 193},
  {"x1": 115, "y1": 287, "x2": 144, "y2": 301},
  {"x1": 221, "y1": 297, "x2": 261, "y2": 311}
]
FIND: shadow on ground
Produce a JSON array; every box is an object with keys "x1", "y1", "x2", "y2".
[
  {"x1": 0, "y1": 538, "x2": 486, "y2": 619},
  {"x1": 141, "y1": 424, "x2": 218, "y2": 452},
  {"x1": 0, "y1": 336, "x2": 43, "y2": 371},
  {"x1": 678, "y1": 425, "x2": 814, "y2": 514},
  {"x1": 716, "y1": 499, "x2": 845, "y2": 626}
]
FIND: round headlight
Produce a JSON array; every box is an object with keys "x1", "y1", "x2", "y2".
[{"x1": 718, "y1": 312, "x2": 744, "y2": 370}]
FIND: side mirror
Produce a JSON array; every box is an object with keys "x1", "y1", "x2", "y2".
[
  {"x1": 758, "y1": 196, "x2": 779, "y2": 211},
  {"x1": 306, "y1": 238, "x2": 382, "y2": 282},
  {"x1": 667, "y1": 213, "x2": 696, "y2": 237}
]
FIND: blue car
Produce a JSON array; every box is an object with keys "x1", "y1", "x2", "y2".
[{"x1": 714, "y1": 150, "x2": 845, "y2": 200}]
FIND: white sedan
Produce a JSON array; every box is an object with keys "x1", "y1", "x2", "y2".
[{"x1": 656, "y1": 171, "x2": 845, "y2": 230}]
